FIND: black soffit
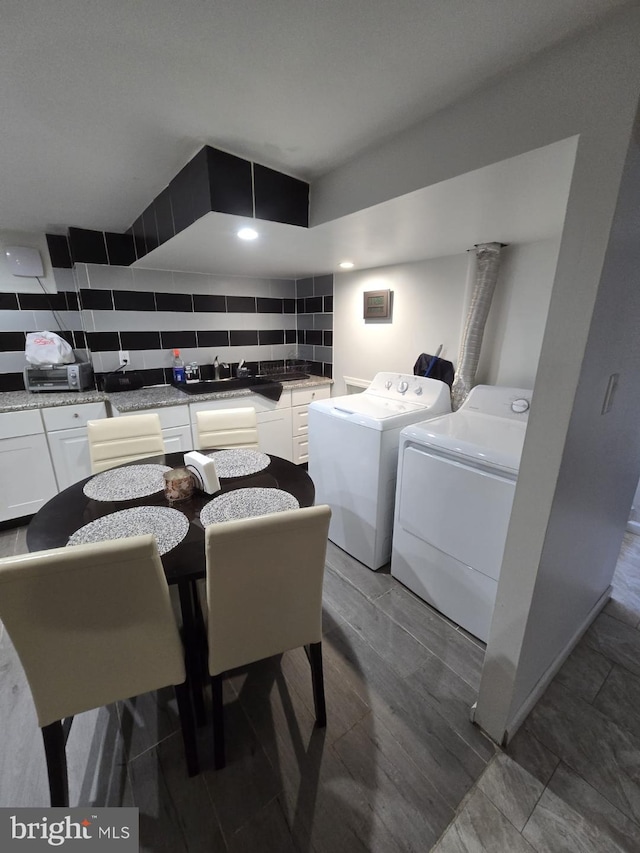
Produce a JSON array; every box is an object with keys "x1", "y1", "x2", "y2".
[{"x1": 47, "y1": 145, "x2": 310, "y2": 268}]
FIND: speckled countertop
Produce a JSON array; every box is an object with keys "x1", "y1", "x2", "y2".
[
  {"x1": 0, "y1": 388, "x2": 108, "y2": 413},
  {"x1": 0, "y1": 377, "x2": 333, "y2": 414}
]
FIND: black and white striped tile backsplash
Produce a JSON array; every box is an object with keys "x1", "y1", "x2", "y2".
[{"x1": 0, "y1": 265, "x2": 333, "y2": 391}]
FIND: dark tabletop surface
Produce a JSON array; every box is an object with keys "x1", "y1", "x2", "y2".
[{"x1": 26, "y1": 451, "x2": 315, "y2": 585}]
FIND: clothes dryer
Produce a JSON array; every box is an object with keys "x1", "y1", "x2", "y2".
[
  {"x1": 391, "y1": 385, "x2": 531, "y2": 641},
  {"x1": 308, "y1": 372, "x2": 451, "y2": 570}
]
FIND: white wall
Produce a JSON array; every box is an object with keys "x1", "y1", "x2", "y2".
[
  {"x1": 333, "y1": 254, "x2": 468, "y2": 394},
  {"x1": 491, "y1": 116, "x2": 640, "y2": 735},
  {"x1": 475, "y1": 238, "x2": 561, "y2": 389},
  {"x1": 315, "y1": 4, "x2": 640, "y2": 743},
  {"x1": 333, "y1": 238, "x2": 560, "y2": 397}
]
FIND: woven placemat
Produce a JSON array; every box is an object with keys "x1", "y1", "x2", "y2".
[
  {"x1": 200, "y1": 487, "x2": 299, "y2": 526},
  {"x1": 68, "y1": 506, "x2": 189, "y2": 555},
  {"x1": 83, "y1": 464, "x2": 172, "y2": 502},
  {"x1": 206, "y1": 448, "x2": 270, "y2": 478}
]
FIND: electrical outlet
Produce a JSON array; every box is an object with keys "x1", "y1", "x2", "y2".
[{"x1": 118, "y1": 350, "x2": 130, "y2": 366}]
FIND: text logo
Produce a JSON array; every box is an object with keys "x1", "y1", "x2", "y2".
[{"x1": 0, "y1": 808, "x2": 138, "y2": 850}]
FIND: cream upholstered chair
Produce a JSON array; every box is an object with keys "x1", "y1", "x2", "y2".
[
  {"x1": 0, "y1": 535, "x2": 198, "y2": 805},
  {"x1": 195, "y1": 407, "x2": 259, "y2": 451},
  {"x1": 204, "y1": 504, "x2": 331, "y2": 769},
  {"x1": 87, "y1": 413, "x2": 165, "y2": 473}
]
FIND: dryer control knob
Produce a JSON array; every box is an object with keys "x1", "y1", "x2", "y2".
[
  {"x1": 511, "y1": 398, "x2": 530, "y2": 413},
  {"x1": 414, "y1": 386, "x2": 423, "y2": 395},
  {"x1": 385, "y1": 380, "x2": 392, "y2": 389},
  {"x1": 398, "y1": 380, "x2": 409, "y2": 393}
]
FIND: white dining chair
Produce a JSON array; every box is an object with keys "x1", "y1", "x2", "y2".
[
  {"x1": 87, "y1": 413, "x2": 165, "y2": 473},
  {"x1": 0, "y1": 534, "x2": 198, "y2": 805},
  {"x1": 203, "y1": 504, "x2": 331, "y2": 769},
  {"x1": 195, "y1": 407, "x2": 259, "y2": 451}
]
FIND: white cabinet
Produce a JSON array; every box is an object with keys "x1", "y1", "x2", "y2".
[
  {"x1": 189, "y1": 392, "x2": 294, "y2": 460},
  {"x1": 256, "y1": 407, "x2": 293, "y2": 459},
  {"x1": 0, "y1": 410, "x2": 58, "y2": 521},
  {"x1": 42, "y1": 402, "x2": 108, "y2": 491},
  {"x1": 290, "y1": 385, "x2": 331, "y2": 464},
  {"x1": 188, "y1": 384, "x2": 331, "y2": 464},
  {"x1": 113, "y1": 404, "x2": 192, "y2": 453}
]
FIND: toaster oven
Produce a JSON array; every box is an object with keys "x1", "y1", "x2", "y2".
[{"x1": 25, "y1": 361, "x2": 94, "y2": 392}]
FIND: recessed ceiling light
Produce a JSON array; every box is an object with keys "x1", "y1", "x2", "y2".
[
  {"x1": 339, "y1": 261, "x2": 354, "y2": 269},
  {"x1": 237, "y1": 227, "x2": 258, "y2": 241}
]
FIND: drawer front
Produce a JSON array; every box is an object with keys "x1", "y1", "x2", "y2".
[
  {"x1": 42, "y1": 402, "x2": 107, "y2": 431},
  {"x1": 291, "y1": 404, "x2": 309, "y2": 437},
  {"x1": 291, "y1": 385, "x2": 330, "y2": 408},
  {"x1": 251, "y1": 389, "x2": 291, "y2": 412},
  {"x1": 0, "y1": 408, "x2": 44, "y2": 439},
  {"x1": 292, "y1": 434, "x2": 309, "y2": 464},
  {"x1": 118, "y1": 405, "x2": 190, "y2": 429}
]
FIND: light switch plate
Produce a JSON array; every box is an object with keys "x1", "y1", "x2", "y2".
[{"x1": 602, "y1": 373, "x2": 619, "y2": 414}]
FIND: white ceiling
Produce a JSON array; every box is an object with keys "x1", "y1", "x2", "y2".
[
  {"x1": 137, "y1": 138, "x2": 578, "y2": 278},
  {"x1": 0, "y1": 0, "x2": 628, "y2": 274}
]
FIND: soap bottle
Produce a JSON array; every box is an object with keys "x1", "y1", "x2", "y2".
[{"x1": 172, "y1": 349, "x2": 186, "y2": 384}]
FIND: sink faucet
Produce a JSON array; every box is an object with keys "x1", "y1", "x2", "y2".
[{"x1": 213, "y1": 355, "x2": 228, "y2": 380}]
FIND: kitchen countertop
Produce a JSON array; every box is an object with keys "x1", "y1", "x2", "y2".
[
  {"x1": 0, "y1": 388, "x2": 108, "y2": 413},
  {"x1": 0, "y1": 376, "x2": 333, "y2": 414}
]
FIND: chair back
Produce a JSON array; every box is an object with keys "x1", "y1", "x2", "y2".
[
  {"x1": 0, "y1": 535, "x2": 186, "y2": 727},
  {"x1": 87, "y1": 413, "x2": 165, "y2": 473},
  {"x1": 196, "y1": 407, "x2": 259, "y2": 450},
  {"x1": 204, "y1": 505, "x2": 331, "y2": 676}
]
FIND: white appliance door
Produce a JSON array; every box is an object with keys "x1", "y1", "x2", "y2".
[{"x1": 397, "y1": 445, "x2": 516, "y2": 581}]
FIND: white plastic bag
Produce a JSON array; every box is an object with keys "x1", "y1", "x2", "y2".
[{"x1": 25, "y1": 331, "x2": 74, "y2": 366}]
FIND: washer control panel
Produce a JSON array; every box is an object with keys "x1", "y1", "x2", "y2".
[
  {"x1": 511, "y1": 398, "x2": 530, "y2": 413},
  {"x1": 367, "y1": 372, "x2": 451, "y2": 408}
]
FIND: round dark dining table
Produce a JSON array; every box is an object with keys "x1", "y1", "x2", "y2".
[{"x1": 26, "y1": 450, "x2": 315, "y2": 720}]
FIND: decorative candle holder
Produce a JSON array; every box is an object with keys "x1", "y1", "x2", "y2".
[{"x1": 163, "y1": 467, "x2": 195, "y2": 503}]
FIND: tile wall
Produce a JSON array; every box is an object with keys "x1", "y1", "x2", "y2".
[
  {"x1": 45, "y1": 144, "x2": 309, "y2": 271},
  {"x1": 0, "y1": 265, "x2": 333, "y2": 391},
  {"x1": 0, "y1": 268, "x2": 85, "y2": 391},
  {"x1": 296, "y1": 274, "x2": 334, "y2": 379}
]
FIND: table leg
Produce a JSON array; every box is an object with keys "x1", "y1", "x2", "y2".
[{"x1": 178, "y1": 580, "x2": 207, "y2": 727}]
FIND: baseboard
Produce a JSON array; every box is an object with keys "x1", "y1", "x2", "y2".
[
  {"x1": 0, "y1": 514, "x2": 34, "y2": 531},
  {"x1": 495, "y1": 585, "x2": 612, "y2": 745}
]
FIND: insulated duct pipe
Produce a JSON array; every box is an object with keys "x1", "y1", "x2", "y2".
[{"x1": 451, "y1": 242, "x2": 504, "y2": 411}]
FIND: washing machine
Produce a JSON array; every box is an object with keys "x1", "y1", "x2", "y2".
[
  {"x1": 390, "y1": 384, "x2": 531, "y2": 641},
  {"x1": 308, "y1": 372, "x2": 451, "y2": 570}
]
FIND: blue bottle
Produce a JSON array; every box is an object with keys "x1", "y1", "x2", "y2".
[{"x1": 172, "y1": 349, "x2": 186, "y2": 383}]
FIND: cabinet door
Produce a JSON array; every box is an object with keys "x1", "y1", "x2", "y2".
[
  {"x1": 0, "y1": 434, "x2": 58, "y2": 521},
  {"x1": 256, "y1": 409, "x2": 293, "y2": 461},
  {"x1": 47, "y1": 426, "x2": 93, "y2": 491},
  {"x1": 163, "y1": 424, "x2": 193, "y2": 454}
]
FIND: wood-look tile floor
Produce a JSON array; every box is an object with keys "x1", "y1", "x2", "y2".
[{"x1": 1, "y1": 527, "x2": 640, "y2": 851}]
